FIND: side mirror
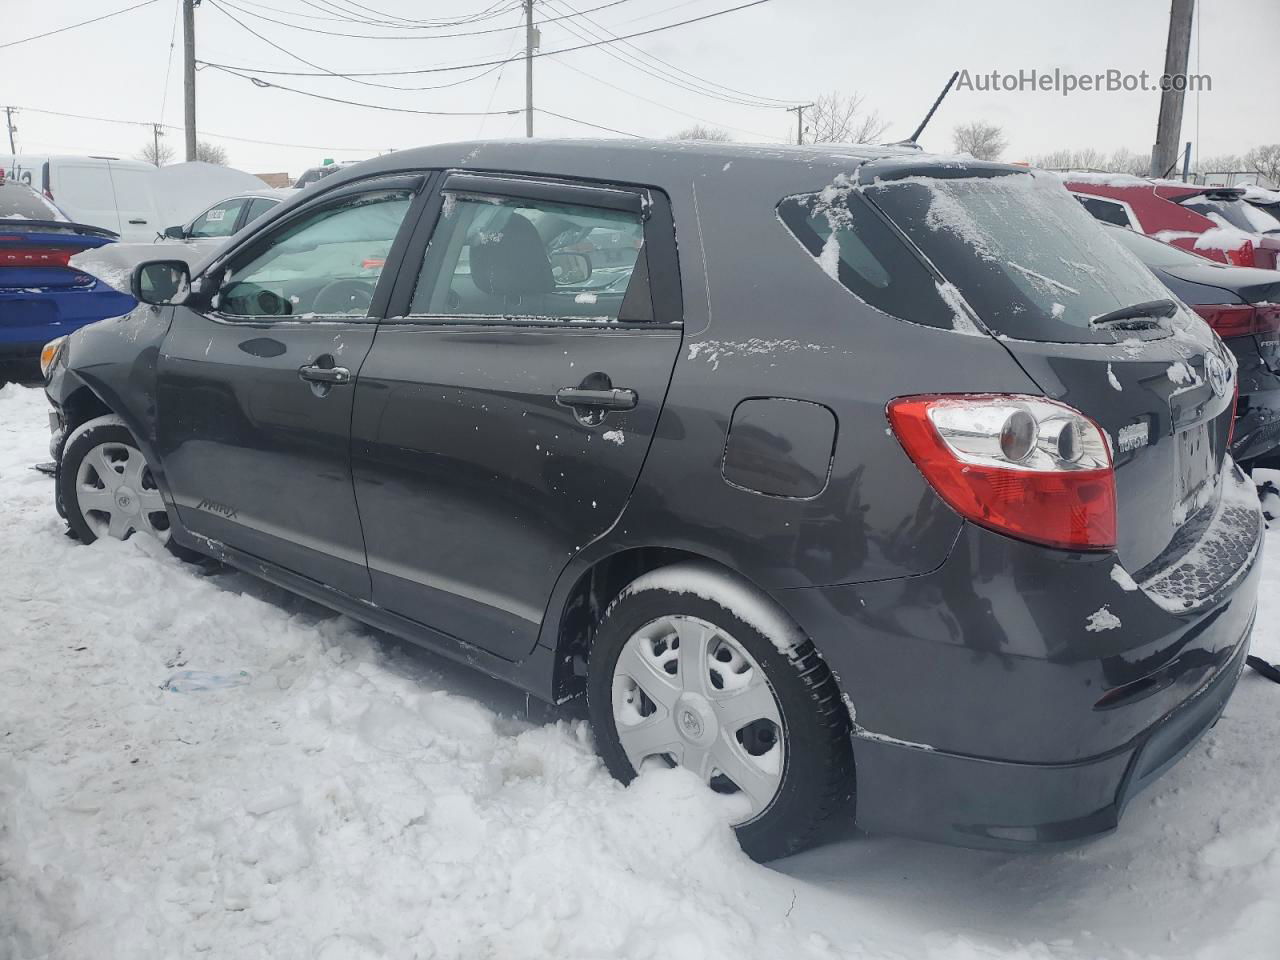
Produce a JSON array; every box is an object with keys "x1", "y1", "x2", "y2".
[
  {"x1": 132, "y1": 260, "x2": 191, "y2": 306},
  {"x1": 161, "y1": 225, "x2": 186, "y2": 240},
  {"x1": 550, "y1": 251, "x2": 592, "y2": 286}
]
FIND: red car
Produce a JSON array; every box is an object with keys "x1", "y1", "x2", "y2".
[{"x1": 1065, "y1": 173, "x2": 1280, "y2": 270}]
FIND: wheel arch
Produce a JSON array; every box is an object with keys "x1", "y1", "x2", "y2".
[{"x1": 546, "y1": 546, "x2": 812, "y2": 703}]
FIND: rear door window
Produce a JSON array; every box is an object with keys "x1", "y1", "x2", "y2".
[
  {"x1": 409, "y1": 191, "x2": 650, "y2": 322},
  {"x1": 243, "y1": 197, "x2": 279, "y2": 225},
  {"x1": 868, "y1": 170, "x2": 1181, "y2": 343}
]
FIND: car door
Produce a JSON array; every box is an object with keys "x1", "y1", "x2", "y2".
[
  {"x1": 155, "y1": 174, "x2": 425, "y2": 598},
  {"x1": 50, "y1": 161, "x2": 121, "y2": 235},
  {"x1": 107, "y1": 163, "x2": 162, "y2": 241},
  {"x1": 351, "y1": 172, "x2": 684, "y2": 659}
]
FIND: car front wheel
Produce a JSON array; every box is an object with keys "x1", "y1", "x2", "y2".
[
  {"x1": 587, "y1": 567, "x2": 854, "y2": 861},
  {"x1": 58, "y1": 415, "x2": 178, "y2": 549}
]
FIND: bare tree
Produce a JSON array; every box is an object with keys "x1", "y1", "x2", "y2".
[
  {"x1": 138, "y1": 139, "x2": 175, "y2": 168},
  {"x1": 806, "y1": 91, "x2": 887, "y2": 145},
  {"x1": 669, "y1": 124, "x2": 732, "y2": 142},
  {"x1": 1105, "y1": 147, "x2": 1150, "y2": 177},
  {"x1": 1244, "y1": 144, "x2": 1280, "y2": 185},
  {"x1": 952, "y1": 121, "x2": 1007, "y2": 161},
  {"x1": 1198, "y1": 153, "x2": 1243, "y2": 174},
  {"x1": 196, "y1": 141, "x2": 229, "y2": 165}
]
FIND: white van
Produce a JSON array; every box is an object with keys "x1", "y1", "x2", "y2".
[{"x1": 1, "y1": 155, "x2": 163, "y2": 241}]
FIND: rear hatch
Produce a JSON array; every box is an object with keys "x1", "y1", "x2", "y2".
[{"x1": 864, "y1": 168, "x2": 1239, "y2": 579}]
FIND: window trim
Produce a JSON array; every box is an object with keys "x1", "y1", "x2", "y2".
[
  {"x1": 197, "y1": 173, "x2": 428, "y2": 326},
  {"x1": 383, "y1": 170, "x2": 682, "y2": 329}
]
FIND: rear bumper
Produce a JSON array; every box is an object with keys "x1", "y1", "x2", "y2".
[
  {"x1": 843, "y1": 628, "x2": 1250, "y2": 849},
  {"x1": 0, "y1": 284, "x2": 135, "y2": 354},
  {"x1": 777, "y1": 465, "x2": 1263, "y2": 850},
  {"x1": 1227, "y1": 336, "x2": 1280, "y2": 465}
]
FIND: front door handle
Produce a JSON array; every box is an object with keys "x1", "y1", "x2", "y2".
[
  {"x1": 127, "y1": 218, "x2": 148, "y2": 225},
  {"x1": 555, "y1": 387, "x2": 637, "y2": 411},
  {"x1": 299, "y1": 363, "x2": 352, "y2": 385}
]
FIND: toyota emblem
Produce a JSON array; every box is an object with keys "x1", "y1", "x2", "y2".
[{"x1": 1205, "y1": 353, "x2": 1231, "y2": 399}]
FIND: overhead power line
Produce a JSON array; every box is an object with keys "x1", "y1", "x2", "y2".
[
  {"x1": 206, "y1": 64, "x2": 524, "y2": 116},
  {"x1": 294, "y1": 0, "x2": 520, "y2": 28},
  {"x1": 197, "y1": 0, "x2": 778, "y2": 77},
  {"x1": 548, "y1": 0, "x2": 800, "y2": 106},
  {"x1": 215, "y1": 0, "x2": 635, "y2": 40},
  {"x1": 0, "y1": 0, "x2": 161, "y2": 50}
]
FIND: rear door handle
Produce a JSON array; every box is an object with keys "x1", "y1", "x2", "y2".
[
  {"x1": 299, "y1": 364, "x2": 352, "y2": 385},
  {"x1": 555, "y1": 387, "x2": 637, "y2": 410}
]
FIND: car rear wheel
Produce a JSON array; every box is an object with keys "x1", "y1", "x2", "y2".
[
  {"x1": 587, "y1": 570, "x2": 854, "y2": 861},
  {"x1": 58, "y1": 415, "x2": 192, "y2": 558}
]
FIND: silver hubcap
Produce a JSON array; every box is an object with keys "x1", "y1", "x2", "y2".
[
  {"x1": 612, "y1": 615, "x2": 785, "y2": 825},
  {"x1": 74, "y1": 441, "x2": 170, "y2": 544}
]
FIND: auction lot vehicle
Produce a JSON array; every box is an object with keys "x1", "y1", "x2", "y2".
[
  {"x1": 42, "y1": 142, "x2": 1262, "y2": 860},
  {"x1": 1068, "y1": 173, "x2": 1280, "y2": 270},
  {"x1": 0, "y1": 173, "x2": 135, "y2": 365},
  {"x1": 158, "y1": 187, "x2": 292, "y2": 247},
  {"x1": 1, "y1": 154, "x2": 165, "y2": 243},
  {"x1": 1108, "y1": 225, "x2": 1280, "y2": 468}
]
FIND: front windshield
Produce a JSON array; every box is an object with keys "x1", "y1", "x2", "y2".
[{"x1": 869, "y1": 170, "x2": 1181, "y2": 342}]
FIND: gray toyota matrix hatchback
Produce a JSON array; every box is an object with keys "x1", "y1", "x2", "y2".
[{"x1": 41, "y1": 141, "x2": 1263, "y2": 861}]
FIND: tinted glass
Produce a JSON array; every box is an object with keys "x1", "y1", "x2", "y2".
[
  {"x1": 217, "y1": 188, "x2": 412, "y2": 319},
  {"x1": 870, "y1": 170, "x2": 1178, "y2": 343},
  {"x1": 243, "y1": 197, "x2": 279, "y2": 224},
  {"x1": 1181, "y1": 198, "x2": 1280, "y2": 234},
  {"x1": 410, "y1": 192, "x2": 650, "y2": 322},
  {"x1": 0, "y1": 181, "x2": 63, "y2": 220},
  {"x1": 1075, "y1": 194, "x2": 1131, "y2": 227},
  {"x1": 777, "y1": 188, "x2": 957, "y2": 330},
  {"x1": 188, "y1": 197, "x2": 248, "y2": 239}
]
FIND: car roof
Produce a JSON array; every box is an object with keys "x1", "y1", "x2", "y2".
[{"x1": 311, "y1": 139, "x2": 1021, "y2": 194}]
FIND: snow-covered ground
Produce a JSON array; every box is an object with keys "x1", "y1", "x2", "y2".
[{"x1": 1, "y1": 381, "x2": 1278, "y2": 960}]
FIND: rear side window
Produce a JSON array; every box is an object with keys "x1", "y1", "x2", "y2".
[
  {"x1": 0, "y1": 182, "x2": 63, "y2": 220},
  {"x1": 410, "y1": 192, "x2": 650, "y2": 322},
  {"x1": 777, "y1": 188, "x2": 958, "y2": 331},
  {"x1": 243, "y1": 197, "x2": 279, "y2": 224},
  {"x1": 1075, "y1": 194, "x2": 1132, "y2": 227}
]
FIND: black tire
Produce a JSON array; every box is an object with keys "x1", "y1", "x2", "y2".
[
  {"x1": 587, "y1": 571, "x2": 854, "y2": 861},
  {"x1": 58, "y1": 415, "x2": 200, "y2": 562}
]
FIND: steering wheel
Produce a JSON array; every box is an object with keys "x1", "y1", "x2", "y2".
[{"x1": 311, "y1": 279, "x2": 376, "y2": 315}]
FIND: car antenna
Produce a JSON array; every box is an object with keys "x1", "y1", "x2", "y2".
[{"x1": 901, "y1": 70, "x2": 960, "y2": 147}]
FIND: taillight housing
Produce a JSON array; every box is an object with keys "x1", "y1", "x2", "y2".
[
  {"x1": 1226, "y1": 239, "x2": 1255, "y2": 268},
  {"x1": 888, "y1": 394, "x2": 1117, "y2": 551},
  {"x1": 0, "y1": 242, "x2": 80, "y2": 268},
  {"x1": 1192, "y1": 303, "x2": 1280, "y2": 338}
]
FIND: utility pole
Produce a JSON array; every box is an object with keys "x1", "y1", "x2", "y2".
[
  {"x1": 786, "y1": 103, "x2": 813, "y2": 145},
  {"x1": 524, "y1": 0, "x2": 537, "y2": 138},
  {"x1": 4, "y1": 107, "x2": 16, "y2": 154},
  {"x1": 152, "y1": 124, "x2": 165, "y2": 167},
  {"x1": 183, "y1": 0, "x2": 198, "y2": 161},
  {"x1": 1149, "y1": 0, "x2": 1195, "y2": 179}
]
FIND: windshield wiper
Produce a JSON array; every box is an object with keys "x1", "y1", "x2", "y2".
[{"x1": 1089, "y1": 299, "x2": 1178, "y2": 329}]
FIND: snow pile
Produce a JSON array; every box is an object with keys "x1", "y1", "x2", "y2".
[{"x1": 2, "y1": 384, "x2": 1280, "y2": 960}]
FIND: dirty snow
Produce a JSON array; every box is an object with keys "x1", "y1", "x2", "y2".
[
  {"x1": 3, "y1": 383, "x2": 1280, "y2": 960},
  {"x1": 1107, "y1": 363, "x2": 1123, "y2": 391},
  {"x1": 1110, "y1": 563, "x2": 1139, "y2": 591}
]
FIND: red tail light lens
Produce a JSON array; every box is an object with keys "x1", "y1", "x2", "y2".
[
  {"x1": 1192, "y1": 304, "x2": 1280, "y2": 338},
  {"x1": 888, "y1": 394, "x2": 1117, "y2": 551},
  {"x1": 0, "y1": 243, "x2": 80, "y2": 268},
  {"x1": 1226, "y1": 240, "x2": 1255, "y2": 267}
]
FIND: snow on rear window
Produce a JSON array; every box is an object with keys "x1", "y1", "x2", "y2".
[
  {"x1": 0, "y1": 182, "x2": 63, "y2": 221},
  {"x1": 869, "y1": 171, "x2": 1183, "y2": 344}
]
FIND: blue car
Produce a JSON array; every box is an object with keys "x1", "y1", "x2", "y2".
[{"x1": 0, "y1": 173, "x2": 136, "y2": 369}]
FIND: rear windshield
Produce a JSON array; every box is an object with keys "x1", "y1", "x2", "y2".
[
  {"x1": 868, "y1": 170, "x2": 1178, "y2": 342},
  {"x1": 0, "y1": 182, "x2": 63, "y2": 221},
  {"x1": 1180, "y1": 197, "x2": 1280, "y2": 234}
]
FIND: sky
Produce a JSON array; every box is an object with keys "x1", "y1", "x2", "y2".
[{"x1": 3, "y1": 0, "x2": 1277, "y2": 178}]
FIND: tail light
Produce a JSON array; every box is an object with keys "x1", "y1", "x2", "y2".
[
  {"x1": 1192, "y1": 303, "x2": 1280, "y2": 338},
  {"x1": 0, "y1": 242, "x2": 81, "y2": 268},
  {"x1": 888, "y1": 394, "x2": 1117, "y2": 551},
  {"x1": 1226, "y1": 239, "x2": 1255, "y2": 268}
]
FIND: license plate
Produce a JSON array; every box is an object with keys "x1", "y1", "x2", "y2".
[{"x1": 1174, "y1": 423, "x2": 1216, "y2": 524}]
